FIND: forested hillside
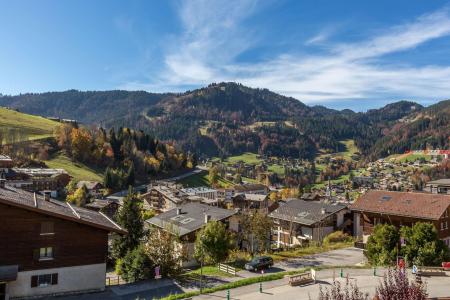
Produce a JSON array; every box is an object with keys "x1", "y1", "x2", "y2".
[{"x1": 1, "y1": 82, "x2": 448, "y2": 160}]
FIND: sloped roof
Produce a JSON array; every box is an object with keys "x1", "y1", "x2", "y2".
[
  {"x1": 77, "y1": 180, "x2": 103, "y2": 190},
  {"x1": 233, "y1": 184, "x2": 267, "y2": 192},
  {"x1": 426, "y1": 179, "x2": 450, "y2": 186},
  {"x1": 147, "y1": 202, "x2": 236, "y2": 236},
  {"x1": 350, "y1": 190, "x2": 450, "y2": 220},
  {"x1": 0, "y1": 185, "x2": 125, "y2": 234},
  {"x1": 269, "y1": 199, "x2": 346, "y2": 226}
]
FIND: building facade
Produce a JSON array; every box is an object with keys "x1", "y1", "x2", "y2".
[
  {"x1": 0, "y1": 181, "x2": 124, "y2": 299},
  {"x1": 351, "y1": 190, "x2": 450, "y2": 247}
]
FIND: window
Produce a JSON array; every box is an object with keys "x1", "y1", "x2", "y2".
[
  {"x1": 445, "y1": 221, "x2": 449, "y2": 230},
  {"x1": 31, "y1": 273, "x2": 58, "y2": 288},
  {"x1": 39, "y1": 247, "x2": 53, "y2": 260},
  {"x1": 40, "y1": 222, "x2": 54, "y2": 235}
]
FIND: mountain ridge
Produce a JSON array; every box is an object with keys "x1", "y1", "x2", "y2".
[{"x1": 0, "y1": 82, "x2": 448, "y2": 160}]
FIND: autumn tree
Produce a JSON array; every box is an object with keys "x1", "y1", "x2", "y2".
[
  {"x1": 145, "y1": 227, "x2": 183, "y2": 277},
  {"x1": 70, "y1": 128, "x2": 93, "y2": 162},
  {"x1": 66, "y1": 184, "x2": 89, "y2": 207},
  {"x1": 194, "y1": 221, "x2": 234, "y2": 264},
  {"x1": 208, "y1": 166, "x2": 219, "y2": 186}
]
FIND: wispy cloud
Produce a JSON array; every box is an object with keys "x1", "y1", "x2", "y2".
[{"x1": 120, "y1": 2, "x2": 450, "y2": 104}]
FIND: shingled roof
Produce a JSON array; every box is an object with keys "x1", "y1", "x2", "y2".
[
  {"x1": 350, "y1": 190, "x2": 450, "y2": 220},
  {"x1": 0, "y1": 185, "x2": 125, "y2": 234},
  {"x1": 147, "y1": 202, "x2": 236, "y2": 236},
  {"x1": 269, "y1": 199, "x2": 347, "y2": 226}
]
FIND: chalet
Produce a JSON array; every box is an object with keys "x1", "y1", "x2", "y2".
[
  {"x1": 233, "y1": 183, "x2": 268, "y2": 195},
  {"x1": 231, "y1": 193, "x2": 269, "y2": 211},
  {"x1": 0, "y1": 155, "x2": 13, "y2": 171},
  {"x1": 0, "y1": 179, "x2": 125, "y2": 299},
  {"x1": 146, "y1": 203, "x2": 237, "y2": 267},
  {"x1": 300, "y1": 192, "x2": 321, "y2": 201},
  {"x1": 76, "y1": 181, "x2": 104, "y2": 197},
  {"x1": 269, "y1": 199, "x2": 349, "y2": 247},
  {"x1": 425, "y1": 179, "x2": 450, "y2": 195},
  {"x1": 351, "y1": 190, "x2": 450, "y2": 247},
  {"x1": 352, "y1": 176, "x2": 374, "y2": 188},
  {"x1": 7, "y1": 168, "x2": 71, "y2": 197},
  {"x1": 141, "y1": 182, "x2": 186, "y2": 212},
  {"x1": 181, "y1": 187, "x2": 217, "y2": 200},
  {"x1": 84, "y1": 199, "x2": 120, "y2": 219}
]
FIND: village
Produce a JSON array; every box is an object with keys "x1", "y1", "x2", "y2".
[{"x1": 1, "y1": 147, "x2": 450, "y2": 299}]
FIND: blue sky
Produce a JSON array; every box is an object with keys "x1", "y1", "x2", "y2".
[{"x1": 1, "y1": 0, "x2": 450, "y2": 110}]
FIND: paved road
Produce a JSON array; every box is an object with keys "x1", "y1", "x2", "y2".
[
  {"x1": 53, "y1": 248, "x2": 365, "y2": 300},
  {"x1": 238, "y1": 247, "x2": 365, "y2": 278},
  {"x1": 194, "y1": 269, "x2": 450, "y2": 299}
]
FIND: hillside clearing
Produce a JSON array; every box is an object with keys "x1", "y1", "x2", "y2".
[
  {"x1": 0, "y1": 107, "x2": 59, "y2": 143},
  {"x1": 177, "y1": 170, "x2": 233, "y2": 188},
  {"x1": 44, "y1": 153, "x2": 104, "y2": 182}
]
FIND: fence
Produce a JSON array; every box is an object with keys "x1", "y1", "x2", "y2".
[
  {"x1": 218, "y1": 263, "x2": 237, "y2": 276},
  {"x1": 354, "y1": 241, "x2": 366, "y2": 249},
  {"x1": 106, "y1": 275, "x2": 128, "y2": 286}
]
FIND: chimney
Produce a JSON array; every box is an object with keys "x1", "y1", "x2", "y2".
[
  {"x1": 176, "y1": 208, "x2": 182, "y2": 215},
  {"x1": 43, "y1": 191, "x2": 51, "y2": 201},
  {"x1": 204, "y1": 214, "x2": 211, "y2": 224},
  {"x1": 0, "y1": 178, "x2": 5, "y2": 188}
]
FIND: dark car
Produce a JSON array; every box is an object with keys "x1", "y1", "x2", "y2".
[{"x1": 244, "y1": 256, "x2": 274, "y2": 272}]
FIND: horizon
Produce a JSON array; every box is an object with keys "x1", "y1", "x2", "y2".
[
  {"x1": 0, "y1": 82, "x2": 442, "y2": 112},
  {"x1": 2, "y1": 0, "x2": 450, "y2": 110}
]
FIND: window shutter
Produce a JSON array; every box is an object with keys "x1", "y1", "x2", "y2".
[
  {"x1": 51, "y1": 273, "x2": 58, "y2": 285},
  {"x1": 31, "y1": 275, "x2": 38, "y2": 287}
]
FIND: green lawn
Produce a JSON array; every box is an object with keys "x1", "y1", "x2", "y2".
[
  {"x1": 398, "y1": 153, "x2": 432, "y2": 163},
  {"x1": 185, "y1": 265, "x2": 234, "y2": 278},
  {"x1": 268, "y1": 164, "x2": 285, "y2": 175},
  {"x1": 44, "y1": 153, "x2": 104, "y2": 182},
  {"x1": 226, "y1": 152, "x2": 263, "y2": 165},
  {"x1": 0, "y1": 107, "x2": 59, "y2": 143},
  {"x1": 177, "y1": 170, "x2": 233, "y2": 188}
]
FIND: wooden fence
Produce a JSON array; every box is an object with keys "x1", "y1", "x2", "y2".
[{"x1": 218, "y1": 263, "x2": 237, "y2": 276}]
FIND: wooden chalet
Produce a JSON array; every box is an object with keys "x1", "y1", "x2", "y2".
[
  {"x1": 0, "y1": 179, "x2": 125, "y2": 299},
  {"x1": 351, "y1": 190, "x2": 450, "y2": 247}
]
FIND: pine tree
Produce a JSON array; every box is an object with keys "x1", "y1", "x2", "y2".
[
  {"x1": 127, "y1": 163, "x2": 135, "y2": 187},
  {"x1": 111, "y1": 188, "x2": 144, "y2": 260}
]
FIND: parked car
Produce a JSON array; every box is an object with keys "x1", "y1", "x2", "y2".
[
  {"x1": 244, "y1": 256, "x2": 274, "y2": 272},
  {"x1": 442, "y1": 262, "x2": 450, "y2": 270}
]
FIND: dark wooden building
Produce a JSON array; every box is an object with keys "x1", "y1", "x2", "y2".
[
  {"x1": 0, "y1": 179, "x2": 125, "y2": 299},
  {"x1": 351, "y1": 190, "x2": 450, "y2": 247}
]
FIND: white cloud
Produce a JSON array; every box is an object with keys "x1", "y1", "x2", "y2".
[{"x1": 121, "y1": 2, "x2": 450, "y2": 104}]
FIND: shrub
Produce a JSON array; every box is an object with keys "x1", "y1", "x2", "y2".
[
  {"x1": 118, "y1": 245, "x2": 153, "y2": 282},
  {"x1": 366, "y1": 224, "x2": 399, "y2": 266},
  {"x1": 323, "y1": 231, "x2": 353, "y2": 245}
]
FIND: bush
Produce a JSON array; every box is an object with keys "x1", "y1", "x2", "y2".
[
  {"x1": 118, "y1": 246, "x2": 153, "y2": 282},
  {"x1": 366, "y1": 224, "x2": 399, "y2": 266},
  {"x1": 323, "y1": 231, "x2": 353, "y2": 245}
]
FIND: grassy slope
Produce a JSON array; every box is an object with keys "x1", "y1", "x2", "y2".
[
  {"x1": 0, "y1": 107, "x2": 59, "y2": 143},
  {"x1": 177, "y1": 170, "x2": 233, "y2": 188},
  {"x1": 45, "y1": 153, "x2": 104, "y2": 182}
]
